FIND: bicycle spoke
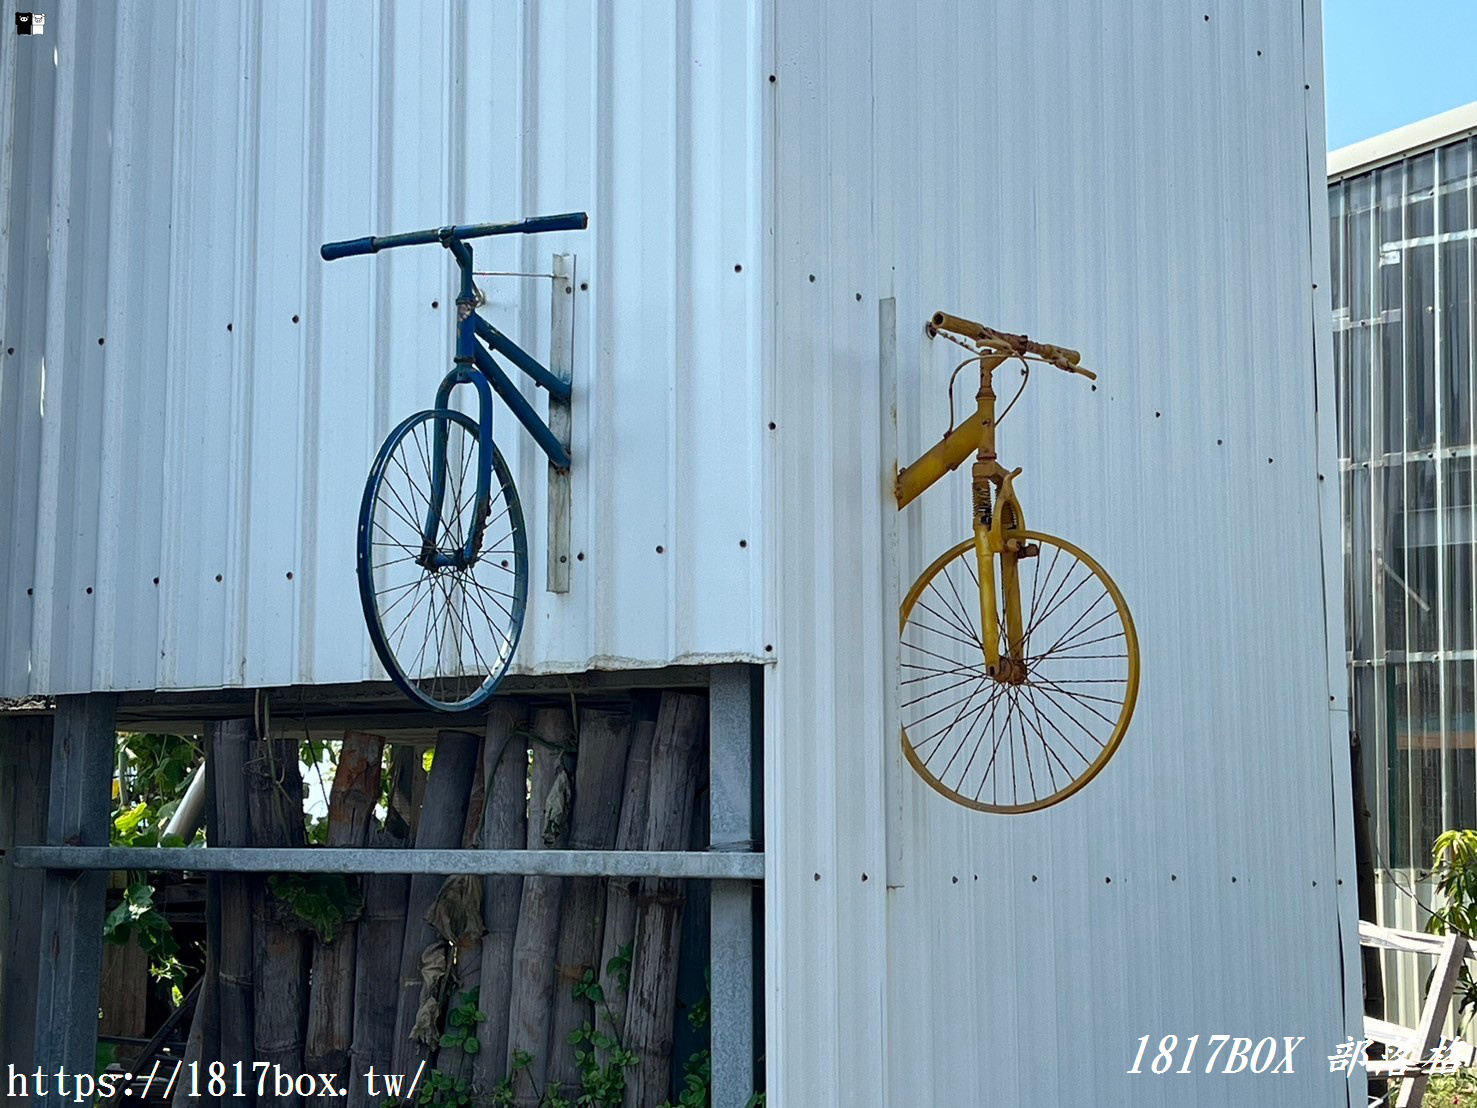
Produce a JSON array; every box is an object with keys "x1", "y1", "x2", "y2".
[
  {"x1": 935, "y1": 572, "x2": 984, "y2": 647},
  {"x1": 901, "y1": 670, "x2": 986, "y2": 710}
]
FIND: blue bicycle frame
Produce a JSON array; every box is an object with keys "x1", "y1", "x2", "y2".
[{"x1": 323, "y1": 212, "x2": 586, "y2": 569}]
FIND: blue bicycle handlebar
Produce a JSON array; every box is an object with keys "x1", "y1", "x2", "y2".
[{"x1": 321, "y1": 212, "x2": 588, "y2": 261}]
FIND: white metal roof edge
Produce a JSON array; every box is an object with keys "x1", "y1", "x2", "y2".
[{"x1": 1328, "y1": 101, "x2": 1477, "y2": 182}]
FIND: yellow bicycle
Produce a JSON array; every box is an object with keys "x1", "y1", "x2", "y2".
[{"x1": 895, "y1": 312, "x2": 1139, "y2": 813}]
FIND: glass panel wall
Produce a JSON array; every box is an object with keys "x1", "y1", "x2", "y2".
[{"x1": 1335, "y1": 133, "x2": 1477, "y2": 876}]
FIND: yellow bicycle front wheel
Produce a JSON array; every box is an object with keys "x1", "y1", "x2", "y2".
[{"x1": 899, "y1": 530, "x2": 1139, "y2": 813}]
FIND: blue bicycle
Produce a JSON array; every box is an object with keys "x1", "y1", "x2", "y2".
[{"x1": 321, "y1": 213, "x2": 587, "y2": 711}]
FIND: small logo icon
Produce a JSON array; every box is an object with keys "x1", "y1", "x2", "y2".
[{"x1": 16, "y1": 11, "x2": 45, "y2": 35}]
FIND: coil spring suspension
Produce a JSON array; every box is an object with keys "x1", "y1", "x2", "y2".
[{"x1": 974, "y1": 481, "x2": 993, "y2": 527}]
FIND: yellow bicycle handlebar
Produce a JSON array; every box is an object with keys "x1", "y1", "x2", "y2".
[{"x1": 927, "y1": 311, "x2": 1097, "y2": 380}]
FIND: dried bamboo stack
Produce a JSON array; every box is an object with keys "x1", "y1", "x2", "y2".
[{"x1": 179, "y1": 690, "x2": 707, "y2": 1108}]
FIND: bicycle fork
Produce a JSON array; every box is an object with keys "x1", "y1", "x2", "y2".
[{"x1": 970, "y1": 361, "x2": 1036, "y2": 684}]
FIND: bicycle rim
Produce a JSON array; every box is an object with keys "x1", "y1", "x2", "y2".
[
  {"x1": 899, "y1": 530, "x2": 1139, "y2": 813},
  {"x1": 357, "y1": 408, "x2": 528, "y2": 711}
]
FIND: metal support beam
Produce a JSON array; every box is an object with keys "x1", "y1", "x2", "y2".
[
  {"x1": 546, "y1": 253, "x2": 575, "y2": 592},
  {"x1": 709, "y1": 665, "x2": 759, "y2": 1106},
  {"x1": 34, "y1": 693, "x2": 118, "y2": 1108},
  {"x1": 14, "y1": 845, "x2": 764, "y2": 880}
]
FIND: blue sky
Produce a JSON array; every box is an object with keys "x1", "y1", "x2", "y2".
[{"x1": 1323, "y1": 0, "x2": 1477, "y2": 150}]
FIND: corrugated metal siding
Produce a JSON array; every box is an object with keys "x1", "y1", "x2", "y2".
[
  {"x1": 0, "y1": 0, "x2": 767, "y2": 695},
  {"x1": 764, "y1": 0, "x2": 1360, "y2": 1104}
]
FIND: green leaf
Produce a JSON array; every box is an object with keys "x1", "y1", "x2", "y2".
[{"x1": 463, "y1": 1036, "x2": 480, "y2": 1055}]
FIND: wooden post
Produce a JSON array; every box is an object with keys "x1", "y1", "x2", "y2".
[
  {"x1": 305, "y1": 732, "x2": 384, "y2": 1105},
  {"x1": 346, "y1": 820, "x2": 410, "y2": 1108},
  {"x1": 247, "y1": 734, "x2": 309, "y2": 1108},
  {"x1": 99, "y1": 933, "x2": 151, "y2": 1038},
  {"x1": 390, "y1": 731, "x2": 481, "y2": 1084},
  {"x1": 33, "y1": 694, "x2": 118, "y2": 1108},
  {"x1": 0, "y1": 715, "x2": 53, "y2": 1094},
  {"x1": 624, "y1": 693, "x2": 708, "y2": 1108},
  {"x1": 472, "y1": 703, "x2": 529, "y2": 1097},
  {"x1": 507, "y1": 708, "x2": 575, "y2": 1105},
  {"x1": 211, "y1": 719, "x2": 256, "y2": 1095},
  {"x1": 432, "y1": 740, "x2": 494, "y2": 1091},
  {"x1": 598, "y1": 703, "x2": 657, "y2": 1036},
  {"x1": 548, "y1": 711, "x2": 633, "y2": 1096}
]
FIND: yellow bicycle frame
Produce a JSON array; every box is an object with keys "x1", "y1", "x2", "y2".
[{"x1": 897, "y1": 352, "x2": 1031, "y2": 679}]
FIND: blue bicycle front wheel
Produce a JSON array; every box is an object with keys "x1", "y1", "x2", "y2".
[{"x1": 357, "y1": 408, "x2": 528, "y2": 712}]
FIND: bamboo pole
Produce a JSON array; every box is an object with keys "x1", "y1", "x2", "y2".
[
  {"x1": 247, "y1": 735, "x2": 309, "y2": 1108},
  {"x1": 548, "y1": 710, "x2": 633, "y2": 1097},
  {"x1": 345, "y1": 814, "x2": 409, "y2": 1108},
  {"x1": 597, "y1": 704, "x2": 658, "y2": 1037},
  {"x1": 305, "y1": 732, "x2": 384, "y2": 1107},
  {"x1": 390, "y1": 730, "x2": 481, "y2": 1086},
  {"x1": 471, "y1": 703, "x2": 529, "y2": 1098},
  {"x1": 431, "y1": 738, "x2": 494, "y2": 1092},
  {"x1": 506, "y1": 707, "x2": 575, "y2": 1106},
  {"x1": 623, "y1": 693, "x2": 708, "y2": 1108},
  {"x1": 211, "y1": 720, "x2": 256, "y2": 1098}
]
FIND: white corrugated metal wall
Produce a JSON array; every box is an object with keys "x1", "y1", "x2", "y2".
[
  {"x1": 0, "y1": 0, "x2": 767, "y2": 695},
  {"x1": 764, "y1": 0, "x2": 1360, "y2": 1104}
]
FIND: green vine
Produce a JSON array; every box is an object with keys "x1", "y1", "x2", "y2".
[
  {"x1": 268, "y1": 873, "x2": 364, "y2": 943},
  {"x1": 107, "y1": 733, "x2": 204, "y2": 994}
]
